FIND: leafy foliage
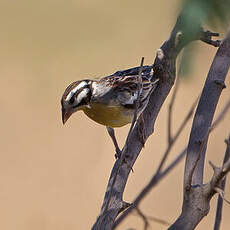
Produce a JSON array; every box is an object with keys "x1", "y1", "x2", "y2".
[
  {"x1": 182, "y1": 0, "x2": 230, "y2": 28},
  {"x1": 178, "y1": 0, "x2": 230, "y2": 78}
]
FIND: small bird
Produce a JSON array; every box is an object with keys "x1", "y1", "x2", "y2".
[{"x1": 61, "y1": 66, "x2": 159, "y2": 157}]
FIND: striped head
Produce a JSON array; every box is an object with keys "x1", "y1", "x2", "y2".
[{"x1": 61, "y1": 80, "x2": 92, "y2": 124}]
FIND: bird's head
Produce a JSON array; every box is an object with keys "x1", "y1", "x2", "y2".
[{"x1": 61, "y1": 80, "x2": 92, "y2": 124}]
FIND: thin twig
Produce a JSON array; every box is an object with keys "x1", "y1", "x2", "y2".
[
  {"x1": 158, "y1": 48, "x2": 199, "y2": 173},
  {"x1": 127, "y1": 57, "x2": 144, "y2": 137},
  {"x1": 147, "y1": 216, "x2": 171, "y2": 226},
  {"x1": 200, "y1": 30, "x2": 221, "y2": 47},
  {"x1": 214, "y1": 187, "x2": 230, "y2": 204},
  {"x1": 161, "y1": 110, "x2": 228, "y2": 182},
  {"x1": 213, "y1": 134, "x2": 230, "y2": 230},
  {"x1": 156, "y1": 95, "x2": 199, "y2": 174},
  {"x1": 168, "y1": 76, "x2": 180, "y2": 144},
  {"x1": 162, "y1": 100, "x2": 230, "y2": 179},
  {"x1": 160, "y1": 45, "x2": 199, "y2": 173},
  {"x1": 134, "y1": 207, "x2": 171, "y2": 228},
  {"x1": 213, "y1": 137, "x2": 230, "y2": 230},
  {"x1": 211, "y1": 99, "x2": 230, "y2": 131},
  {"x1": 159, "y1": 147, "x2": 187, "y2": 178},
  {"x1": 136, "y1": 207, "x2": 150, "y2": 230},
  {"x1": 167, "y1": 49, "x2": 186, "y2": 145}
]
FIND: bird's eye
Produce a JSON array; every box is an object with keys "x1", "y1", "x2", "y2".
[{"x1": 69, "y1": 96, "x2": 75, "y2": 104}]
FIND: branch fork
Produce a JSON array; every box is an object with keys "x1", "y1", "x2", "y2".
[{"x1": 91, "y1": 11, "x2": 230, "y2": 230}]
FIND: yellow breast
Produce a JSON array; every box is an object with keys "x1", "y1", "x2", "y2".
[{"x1": 82, "y1": 103, "x2": 133, "y2": 128}]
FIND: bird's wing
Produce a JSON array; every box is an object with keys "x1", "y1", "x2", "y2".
[
  {"x1": 110, "y1": 65, "x2": 153, "y2": 77},
  {"x1": 99, "y1": 74, "x2": 159, "y2": 109}
]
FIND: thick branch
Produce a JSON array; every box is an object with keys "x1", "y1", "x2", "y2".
[
  {"x1": 184, "y1": 33, "x2": 230, "y2": 188},
  {"x1": 169, "y1": 31, "x2": 230, "y2": 230}
]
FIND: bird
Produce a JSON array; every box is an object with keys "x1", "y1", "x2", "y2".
[{"x1": 61, "y1": 65, "x2": 159, "y2": 157}]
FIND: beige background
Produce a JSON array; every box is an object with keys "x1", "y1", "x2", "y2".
[{"x1": 0, "y1": 0, "x2": 229, "y2": 229}]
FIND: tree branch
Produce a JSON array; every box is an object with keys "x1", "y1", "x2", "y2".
[
  {"x1": 135, "y1": 207, "x2": 150, "y2": 230},
  {"x1": 184, "y1": 31, "x2": 230, "y2": 188},
  {"x1": 134, "y1": 207, "x2": 171, "y2": 229},
  {"x1": 208, "y1": 136, "x2": 230, "y2": 196},
  {"x1": 114, "y1": 95, "x2": 230, "y2": 229},
  {"x1": 169, "y1": 30, "x2": 230, "y2": 230},
  {"x1": 167, "y1": 74, "x2": 180, "y2": 145},
  {"x1": 211, "y1": 99, "x2": 230, "y2": 131},
  {"x1": 91, "y1": 13, "x2": 224, "y2": 230},
  {"x1": 213, "y1": 134, "x2": 230, "y2": 230}
]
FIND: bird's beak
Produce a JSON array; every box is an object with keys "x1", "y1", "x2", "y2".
[{"x1": 62, "y1": 108, "x2": 73, "y2": 124}]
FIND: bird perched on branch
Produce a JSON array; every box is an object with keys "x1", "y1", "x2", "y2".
[{"x1": 61, "y1": 65, "x2": 159, "y2": 157}]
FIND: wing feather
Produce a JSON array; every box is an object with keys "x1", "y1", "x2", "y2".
[{"x1": 99, "y1": 73, "x2": 159, "y2": 111}]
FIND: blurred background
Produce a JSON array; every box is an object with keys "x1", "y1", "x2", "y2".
[{"x1": 0, "y1": 0, "x2": 229, "y2": 229}]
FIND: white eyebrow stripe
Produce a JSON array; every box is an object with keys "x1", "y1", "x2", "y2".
[
  {"x1": 76, "y1": 88, "x2": 89, "y2": 104},
  {"x1": 66, "y1": 81, "x2": 87, "y2": 101}
]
